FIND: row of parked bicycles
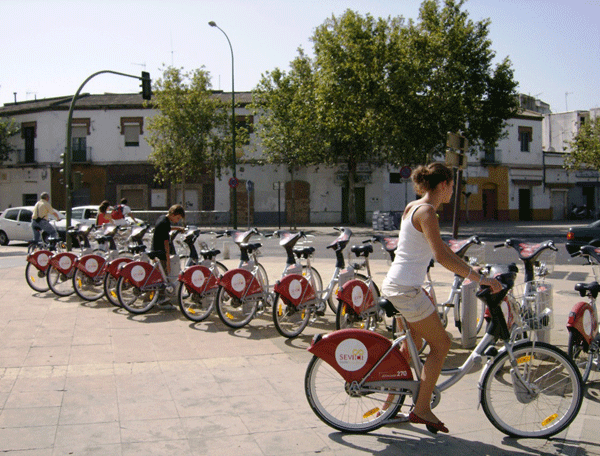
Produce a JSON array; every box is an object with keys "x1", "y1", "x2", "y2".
[{"x1": 23, "y1": 221, "x2": 600, "y2": 438}]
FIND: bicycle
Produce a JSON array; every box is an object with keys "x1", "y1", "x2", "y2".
[
  {"x1": 46, "y1": 225, "x2": 95, "y2": 297},
  {"x1": 333, "y1": 242, "x2": 383, "y2": 331},
  {"x1": 304, "y1": 263, "x2": 583, "y2": 438},
  {"x1": 493, "y1": 239, "x2": 557, "y2": 342},
  {"x1": 177, "y1": 230, "x2": 228, "y2": 322},
  {"x1": 272, "y1": 228, "x2": 375, "y2": 337},
  {"x1": 25, "y1": 235, "x2": 67, "y2": 292},
  {"x1": 217, "y1": 228, "x2": 318, "y2": 329},
  {"x1": 102, "y1": 224, "x2": 152, "y2": 307},
  {"x1": 116, "y1": 229, "x2": 187, "y2": 314},
  {"x1": 567, "y1": 244, "x2": 600, "y2": 383}
]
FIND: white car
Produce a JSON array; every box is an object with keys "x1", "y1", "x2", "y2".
[{"x1": 0, "y1": 206, "x2": 63, "y2": 245}]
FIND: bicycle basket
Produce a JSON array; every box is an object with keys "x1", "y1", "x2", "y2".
[
  {"x1": 534, "y1": 250, "x2": 556, "y2": 277},
  {"x1": 512, "y1": 280, "x2": 554, "y2": 331}
]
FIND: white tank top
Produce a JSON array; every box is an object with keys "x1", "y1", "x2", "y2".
[{"x1": 384, "y1": 204, "x2": 433, "y2": 287}]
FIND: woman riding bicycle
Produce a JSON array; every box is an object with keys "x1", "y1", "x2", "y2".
[{"x1": 381, "y1": 162, "x2": 501, "y2": 433}]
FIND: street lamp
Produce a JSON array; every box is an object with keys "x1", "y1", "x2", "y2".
[{"x1": 209, "y1": 20, "x2": 237, "y2": 229}]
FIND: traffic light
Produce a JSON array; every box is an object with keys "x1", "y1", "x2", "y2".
[{"x1": 141, "y1": 71, "x2": 152, "y2": 100}]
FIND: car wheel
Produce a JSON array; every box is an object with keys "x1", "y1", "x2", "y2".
[{"x1": 0, "y1": 230, "x2": 8, "y2": 245}]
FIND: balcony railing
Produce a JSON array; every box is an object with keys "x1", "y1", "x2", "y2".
[
  {"x1": 481, "y1": 148, "x2": 502, "y2": 165},
  {"x1": 4, "y1": 148, "x2": 39, "y2": 165}
]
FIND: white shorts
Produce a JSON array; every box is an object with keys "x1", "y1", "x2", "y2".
[{"x1": 381, "y1": 280, "x2": 435, "y2": 323}]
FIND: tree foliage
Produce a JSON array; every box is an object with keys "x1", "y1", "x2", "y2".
[
  {"x1": 0, "y1": 117, "x2": 20, "y2": 162},
  {"x1": 565, "y1": 118, "x2": 600, "y2": 169},
  {"x1": 250, "y1": 0, "x2": 519, "y2": 223},
  {"x1": 146, "y1": 66, "x2": 230, "y2": 185}
]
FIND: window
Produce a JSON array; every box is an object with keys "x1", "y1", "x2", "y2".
[
  {"x1": 3, "y1": 209, "x2": 19, "y2": 221},
  {"x1": 21, "y1": 122, "x2": 36, "y2": 163},
  {"x1": 518, "y1": 126, "x2": 532, "y2": 152},
  {"x1": 236, "y1": 115, "x2": 254, "y2": 145},
  {"x1": 19, "y1": 209, "x2": 32, "y2": 223},
  {"x1": 71, "y1": 118, "x2": 90, "y2": 162},
  {"x1": 120, "y1": 117, "x2": 143, "y2": 147},
  {"x1": 23, "y1": 194, "x2": 37, "y2": 206},
  {"x1": 389, "y1": 173, "x2": 401, "y2": 184}
]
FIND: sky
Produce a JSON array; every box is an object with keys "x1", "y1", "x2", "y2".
[{"x1": 1, "y1": 0, "x2": 599, "y2": 113}]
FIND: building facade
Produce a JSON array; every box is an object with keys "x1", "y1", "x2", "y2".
[{"x1": 1, "y1": 92, "x2": 595, "y2": 226}]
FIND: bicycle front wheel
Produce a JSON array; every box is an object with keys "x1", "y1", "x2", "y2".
[
  {"x1": 481, "y1": 341, "x2": 583, "y2": 438},
  {"x1": 272, "y1": 294, "x2": 311, "y2": 338},
  {"x1": 25, "y1": 262, "x2": 49, "y2": 292},
  {"x1": 178, "y1": 281, "x2": 215, "y2": 322},
  {"x1": 305, "y1": 356, "x2": 405, "y2": 433},
  {"x1": 568, "y1": 331, "x2": 595, "y2": 383},
  {"x1": 215, "y1": 285, "x2": 257, "y2": 328},
  {"x1": 73, "y1": 268, "x2": 105, "y2": 301},
  {"x1": 116, "y1": 276, "x2": 158, "y2": 314},
  {"x1": 46, "y1": 265, "x2": 75, "y2": 297}
]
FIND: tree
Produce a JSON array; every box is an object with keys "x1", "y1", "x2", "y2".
[
  {"x1": 0, "y1": 117, "x2": 20, "y2": 162},
  {"x1": 401, "y1": 0, "x2": 519, "y2": 157},
  {"x1": 565, "y1": 118, "x2": 600, "y2": 169},
  {"x1": 252, "y1": 1, "x2": 519, "y2": 224},
  {"x1": 146, "y1": 66, "x2": 231, "y2": 195}
]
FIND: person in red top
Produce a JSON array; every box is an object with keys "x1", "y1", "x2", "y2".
[{"x1": 96, "y1": 200, "x2": 113, "y2": 226}]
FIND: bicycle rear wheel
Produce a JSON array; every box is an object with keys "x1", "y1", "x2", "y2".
[
  {"x1": 305, "y1": 356, "x2": 405, "y2": 433},
  {"x1": 178, "y1": 282, "x2": 215, "y2": 322},
  {"x1": 272, "y1": 294, "x2": 311, "y2": 338},
  {"x1": 215, "y1": 285, "x2": 257, "y2": 328},
  {"x1": 481, "y1": 341, "x2": 583, "y2": 438},
  {"x1": 25, "y1": 262, "x2": 49, "y2": 292},
  {"x1": 116, "y1": 276, "x2": 158, "y2": 314},
  {"x1": 568, "y1": 331, "x2": 595, "y2": 383},
  {"x1": 103, "y1": 273, "x2": 121, "y2": 307},
  {"x1": 73, "y1": 268, "x2": 105, "y2": 301},
  {"x1": 46, "y1": 265, "x2": 75, "y2": 297}
]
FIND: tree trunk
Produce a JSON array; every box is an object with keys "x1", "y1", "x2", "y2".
[{"x1": 348, "y1": 158, "x2": 357, "y2": 226}]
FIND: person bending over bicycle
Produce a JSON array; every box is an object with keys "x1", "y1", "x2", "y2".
[
  {"x1": 152, "y1": 204, "x2": 186, "y2": 277},
  {"x1": 381, "y1": 163, "x2": 501, "y2": 434},
  {"x1": 31, "y1": 192, "x2": 61, "y2": 245}
]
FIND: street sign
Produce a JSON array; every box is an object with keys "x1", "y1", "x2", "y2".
[
  {"x1": 228, "y1": 177, "x2": 238, "y2": 188},
  {"x1": 246, "y1": 180, "x2": 254, "y2": 192},
  {"x1": 273, "y1": 181, "x2": 284, "y2": 190},
  {"x1": 400, "y1": 166, "x2": 412, "y2": 179}
]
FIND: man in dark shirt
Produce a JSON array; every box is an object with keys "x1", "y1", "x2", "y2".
[{"x1": 152, "y1": 204, "x2": 185, "y2": 276}]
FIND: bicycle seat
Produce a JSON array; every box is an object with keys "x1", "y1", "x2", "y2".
[
  {"x1": 575, "y1": 281, "x2": 600, "y2": 298},
  {"x1": 200, "y1": 248, "x2": 221, "y2": 259},
  {"x1": 293, "y1": 246, "x2": 315, "y2": 259},
  {"x1": 351, "y1": 244, "x2": 373, "y2": 257},
  {"x1": 240, "y1": 242, "x2": 262, "y2": 253},
  {"x1": 147, "y1": 250, "x2": 165, "y2": 260},
  {"x1": 377, "y1": 297, "x2": 399, "y2": 317},
  {"x1": 128, "y1": 245, "x2": 147, "y2": 254}
]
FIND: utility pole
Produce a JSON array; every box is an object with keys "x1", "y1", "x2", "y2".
[{"x1": 446, "y1": 132, "x2": 468, "y2": 239}]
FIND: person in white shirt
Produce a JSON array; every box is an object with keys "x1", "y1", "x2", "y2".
[
  {"x1": 31, "y1": 192, "x2": 60, "y2": 244},
  {"x1": 381, "y1": 162, "x2": 501, "y2": 434}
]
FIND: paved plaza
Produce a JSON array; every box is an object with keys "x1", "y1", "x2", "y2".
[{"x1": 0, "y1": 222, "x2": 599, "y2": 455}]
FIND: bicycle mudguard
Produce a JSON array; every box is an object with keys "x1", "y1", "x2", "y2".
[
  {"x1": 48, "y1": 252, "x2": 78, "y2": 275},
  {"x1": 179, "y1": 265, "x2": 220, "y2": 294},
  {"x1": 337, "y1": 279, "x2": 374, "y2": 314},
  {"x1": 274, "y1": 273, "x2": 316, "y2": 307},
  {"x1": 119, "y1": 261, "x2": 162, "y2": 288},
  {"x1": 106, "y1": 257, "x2": 133, "y2": 278},
  {"x1": 26, "y1": 250, "x2": 53, "y2": 272},
  {"x1": 567, "y1": 301, "x2": 596, "y2": 346},
  {"x1": 218, "y1": 268, "x2": 263, "y2": 299},
  {"x1": 75, "y1": 254, "x2": 107, "y2": 278},
  {"x1": 308, "y1": 329, "x2": 412, "y2": 383}
]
